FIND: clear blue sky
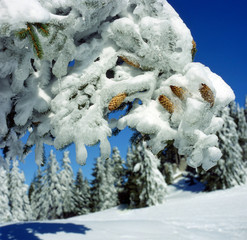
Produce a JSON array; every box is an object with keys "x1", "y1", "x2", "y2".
[
  {"x1": 171, "y1": 0, "x2": 247, "y2": 105},
  {"x1": 17, "y1": 0, "x2": 247, "y2": 185}
]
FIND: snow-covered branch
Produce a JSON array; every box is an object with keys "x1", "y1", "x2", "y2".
[{"x1": 0, "y1": 0, "x2": 234, "y2": 169}]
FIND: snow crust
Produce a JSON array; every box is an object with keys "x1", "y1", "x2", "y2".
[
  {"x1": 0, "y1": 0, "x2": 235, "y2": 169},
  {"x1": 2, "y1": 179, "x2": 247, "y2": 240}
]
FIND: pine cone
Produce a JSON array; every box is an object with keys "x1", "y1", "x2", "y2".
[
  {"x1": 119, "y1": 56, "x2": 140, "y2": 68},
  {"x1": 158, "y1": 95, "x2": 174, "y2": 114},
  {"x1": 32, "y1": 121, "x2": 41, "y2": 126},
  {"x1": 108, "y1": 93, "x2": 127, "y2": 111},
  {"x1": 199, "y1": 83, "x2": 214, "y2": 107},
  {"x1": 191, "y1": 40, "x2": 197, "y2": 60},
  {"x1": 170, "y1": 85, "x2": 186, "y2": 100}
]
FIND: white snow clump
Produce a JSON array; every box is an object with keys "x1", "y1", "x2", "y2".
[{"x1": 0, "y1": 0, "x2": 234, "y2": 169}]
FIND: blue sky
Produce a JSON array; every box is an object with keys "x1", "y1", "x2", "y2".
[
  {"x1": 20, "y1": 126, "x2": 133, "y2": 185},
  {"x1": 18, "y1": 0, "x2": 247, "y2": 185},
  {"x1": 171, "y1": 0, "x2": 247, "y2": 105}
]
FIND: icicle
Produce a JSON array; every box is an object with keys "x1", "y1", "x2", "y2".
[{"x1": 75, "y1": 141, "x2": 87, "y2": 165}]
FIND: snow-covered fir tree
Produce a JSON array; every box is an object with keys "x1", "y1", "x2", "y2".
[
  {"x1": 104, "y1": 157, "x2": 118, "y2": 208},
  {"x1": 245, "y1": 96, "x2": 247, "y2": 119},
  {"x1": 111, "y1": 147, "x2": 126, "y2": 203},
  {"x1": 60, "y1": 151, "x2": 75, "y2": 218},
  {"x1": 126, "y1": 141, "x2": 166, "y2": 208},
  {"x1": 91, "y1": 157, "x2": 118, "y2": 211},
  {"x1": 200, "y1": 107, "x2": 246, "y2": 191},
  {"x1": 0, "y1": 0, "x2": 235, "y2": 172},
  {"x1": 0, "y1": 166, "x2": 12, "y2": 223},
  {"x1": 228, "y1": 101, "x2": 247, "y2": 163},
  {"x1": 91, "y1": 157, "x2": 107, "y2": 212},
  {"x1": 236, "y1": 105, "x2": 247, "y2": 163},
  {"x1": 162, "y1": 162, "x2": 174, "y2": 185},
  {"x1": 39, "y1": 150, "x2": 63, "y2": 219},
  {"x1": 28, "y1": 180, "x2": 35, "y2": 203},
  {"x1": 73, "y1": 168, "x2": 91, "y2": 215},
  {"x1": 8, "y1": 159, "x2": 32, "y2": 221},
  {"x1": 30, "y1": 168, "x2": 43, "y2": 220},
  {"x1": 158, "y1": 143, "x2": 181, "y2": 185},
  {"x1": 229, "y1": 101, "x2": 237, "y2": 119},
  {"x1": 124, "y1": 146, "x2": 138, "y2": 206}
]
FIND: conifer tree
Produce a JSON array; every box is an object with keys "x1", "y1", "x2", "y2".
[
  {"x1": 60, "y1": 151, "x2": 75, "y2": 218},
  {"x1": 28, "y1": 181, "x2": 35, "y2": 202},
  {"x1": 124, "y1": 146, "x2": 137, "y2": 206},
  {"x1": 91, "y1": 157, "x2": 107, "y2": 212},
  {"x1": 111, "y1": 147, "x2": 126, "y2": 202},
  {"x1": 0, "y1": 166, "x2": 12, "y2": 223},
  {"x1": 74, "y1": 168, "x2": 91, "y2": 215},
  {"x1": 91, "y1": 157, "x2": 118, "y2": 211},
  {"x1": 30, "y1": 168, "x2": 43, "y2": 220},
  {"x1": 200, "y1": 107, "x2": 246, "y2": 191},
  {"x1": 245, "y1": 96, "x2": 247, "y2": 119},
  {"x1": 39, "y1": 150, "x2": 63, "y2": 219},
  {"x1": 126, "y1": 141, "x2": 167, "y2": 208},
  {"x1": 158, "y1": 143, "x2": 181, "y2": 185},
  {"x1": 8, "y1": 160, "x2": 32, "y2": 221},
  {"x1": 236, "y1": 105, "x2": 247, "y2": 163},
  {"x1": 229, "y1": 101, "x2": 237, "y2": 119},
  {"x1": 82, "y1": 178, "x2": 91, "y2": 211},
  {"x1": 228, "y1": 101, "x2": 247, "y2": 163},
  {"x1": 104, "y1": 157, "x2": 118, "y2": 208},
  {"x1": 125, "y1": 145, "x2": 143, "y2": 208},
  {"x1": 162, "y1": 162, "x2": 174, "y2": 185}
]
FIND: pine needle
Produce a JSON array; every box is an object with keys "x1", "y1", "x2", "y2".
[{"x1": 27, "y1": 23, "x2": 44, "y2": 59}]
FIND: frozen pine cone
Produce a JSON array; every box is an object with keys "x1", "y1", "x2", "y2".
[
  {"x1": 108, "y1": 93, "x2": 127, "y2": 111},
  {"x1": 191, "y1": 40, "x2": 197, "y2": 60},
  {"x1": 119, "y1": 56, "x2": 140, "y2": 68},
  {"x1": 158, "y1": 95, "x2": 174, "y2": 114},
  {"x1": 199, "y1": 83, "x2": 215, "y2": 107},
  {"x1": 170, "y1": 85, "x2": 186, "y2": 100}
]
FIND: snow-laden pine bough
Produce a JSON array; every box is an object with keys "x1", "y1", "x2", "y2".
[{"x1": 0, "y1": 0, "x2": 234, "y2": 170}]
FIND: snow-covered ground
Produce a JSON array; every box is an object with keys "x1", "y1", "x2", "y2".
[{"x1": 1, "y1": 178, "x2": 247, "y2": 240}]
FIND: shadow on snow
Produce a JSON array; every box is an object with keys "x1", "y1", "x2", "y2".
[
  {"x1": 0, "y1": 222, "x2": 91, "y2": 240},
  {"x1": 173, "y1": 177, "x2": 205, "y2": 192}
]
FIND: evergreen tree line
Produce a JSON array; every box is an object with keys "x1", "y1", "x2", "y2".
[
  {"x1": 0, "y1": 150, "x2": 91, "y2": 223},
  {"x1": 0, "y1": 160, "x2": 32, "y2": 223},
  {"x1": 0, "y1": 143, "x2": 167, "y2": 223},
  {"x1": 0, "y1": 99, "x2": 246, "y2": 223}
]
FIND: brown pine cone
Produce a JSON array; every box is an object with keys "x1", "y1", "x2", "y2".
[
  {"x1": 119, "y1": 56, "x2": 140, "y2": 68},
  {"x1": 108, "y1": 93, "x2": 127, "y2": 111},
  {"x1": 170, "y1": 85, "x2": 186, "y2": 100},
  {"x1": 199, "y1": 83, "x2": 214, "y2": 107},
  {"x1": 158, "y1": 95, "x2": 174, "y2": 114},
  {"x1": 191, "y1": 40, "x2": 197, "y2": 60}
]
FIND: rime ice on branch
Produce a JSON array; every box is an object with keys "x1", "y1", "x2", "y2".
[{"x1": 0, "y1": 0, "x2": 234, "y2": 170}]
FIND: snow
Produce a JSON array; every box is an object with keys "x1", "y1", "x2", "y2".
[
  {"x1": 2, "y1": 179, "x2": 247, "y2": 240},
  {"x1": 0, "y1": 0, "x2": 50, "y2": 26},
  {"x1": 0, "y1": 0, "x2": 235, "y2": 169}
]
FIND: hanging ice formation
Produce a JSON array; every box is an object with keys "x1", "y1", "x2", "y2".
[{"x1": 0, "y1": 0, "x2": 234, "y2": 169}]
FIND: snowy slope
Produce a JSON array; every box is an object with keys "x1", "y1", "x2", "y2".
[{"x1": 1, "y1": 179, "x2": 247, "y2": 240}]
